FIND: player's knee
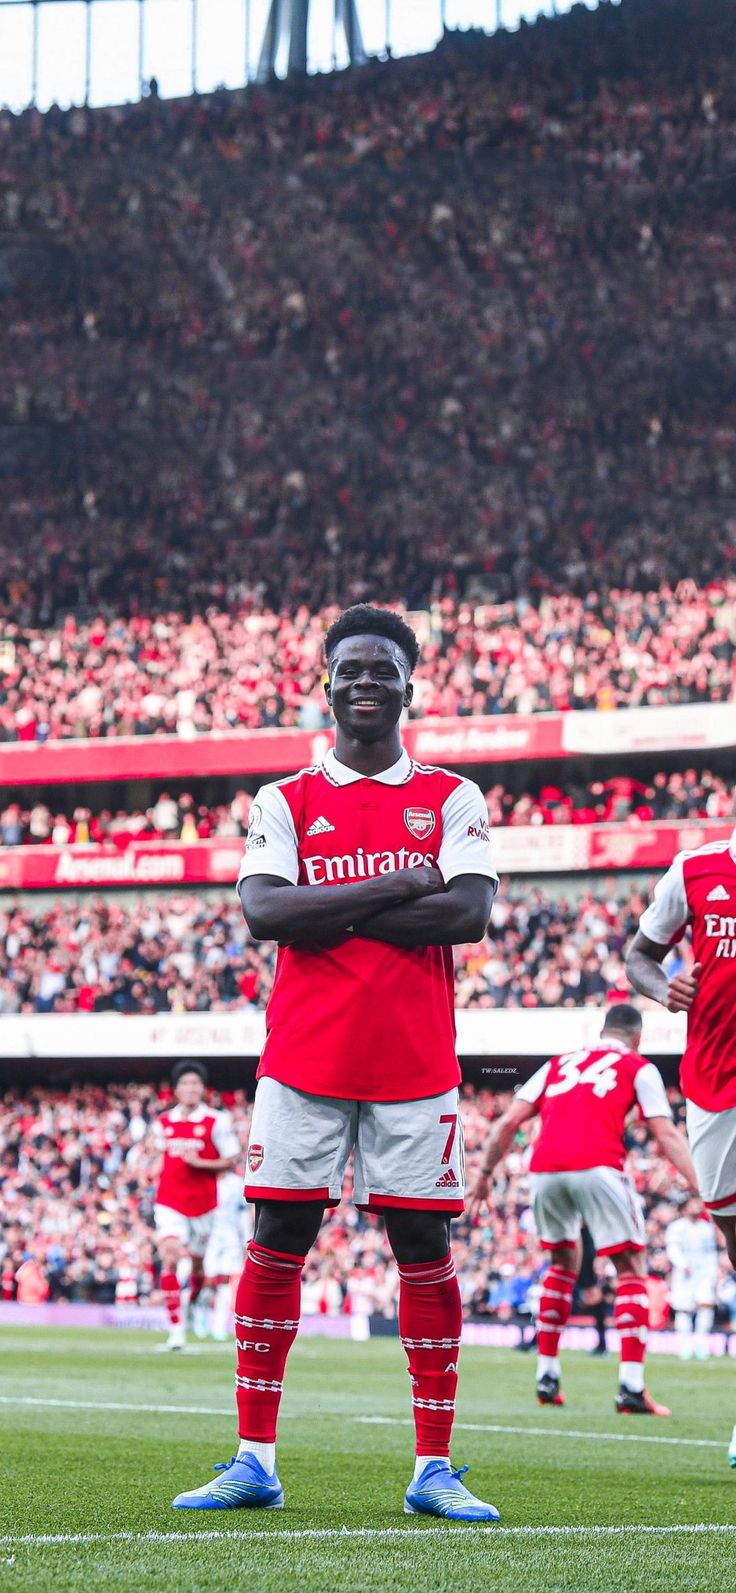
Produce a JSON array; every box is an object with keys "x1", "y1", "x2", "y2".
[
  {"x1": 253, "y1": 1199, "x2": 324, "y2": 1256},
  {"x1": 385, "y1": 1210, "x2": 451, "y2": 1264},
  {"x1": 613, "y1": 1249, "x2": 646, "y2": 1277}
]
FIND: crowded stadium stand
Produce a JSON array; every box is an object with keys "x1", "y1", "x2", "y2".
[{"x1": 1, "y1": 0, "x2": 735, "y2": 1336}]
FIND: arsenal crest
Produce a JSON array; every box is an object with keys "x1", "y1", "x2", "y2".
[
  {"x1": 248, "y1": 1143, "x2": 264, "y2": 1173},
  {"x1": 404, "y1": 806, "x2": 436, "y2": 840}
]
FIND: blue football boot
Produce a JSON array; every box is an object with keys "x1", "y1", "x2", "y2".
[
  {"x1": 172, "y1": 1452, "x2": 284, "y2": 1510},
  {"x1": 404, "y1": 1460, "x2": 500, "y2": 1521}
]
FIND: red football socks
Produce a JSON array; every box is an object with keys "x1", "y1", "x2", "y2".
[
  {"x1": 615, "y1": 1272, "x2": 649, "y2": 1371},
  {"x1": 160, "y1": 1271, "x2": 181, "y2": 1327},
  {"x1": 537, "y1": 1264, "x2": 576, "y2": 1357},
  {"x1": 397, "y1": 1253, "x2": 462, "y2": 1457},
  {"x1": 234, "y1": 1242, "x2": 304, "y2": 1442}
]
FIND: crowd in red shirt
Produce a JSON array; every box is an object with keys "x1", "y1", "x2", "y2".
[
  {"x1": 2, "y1": 1082, "x2": 729, "y2": 1323},
  {"x1": 1, "y1": 766, "x2": 732, "y2": 850},
  {"x1": 0, "y1": 586, "x2": 734, "y2": 742},
  {"x1": 0, "y1": 881, "x2": 696, "y2": 1016}
]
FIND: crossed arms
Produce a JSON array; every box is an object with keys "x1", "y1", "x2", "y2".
[{"x1": 239, "y1": 866, "x2": 494, "y2": 948}]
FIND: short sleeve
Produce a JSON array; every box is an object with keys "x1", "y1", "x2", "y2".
[
  {"x1": 639, "y1": 854, "x2": 688, "y2": 945},
  {"x1": 437, "y1": 779, "x2": 499, "y2": 888},
  {"x1": 515, "y1": 1062, "x2": 550, "y2": 1106},
  {"x1": 211, "y1": 1110, "x2": 240, "y2": 1159},
  {"x1": 152, "y1": 1117, "x2": 166, "y2": 1152},
  {"x1": 237, "y1": 783, "x2": 299, "y2": 888},
  {"x1": 633, "y1": 1061, "x2": 672, "y2": 1119}
]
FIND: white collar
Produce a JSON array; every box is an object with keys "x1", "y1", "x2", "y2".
[
  {"x1": 168, "y1": 1103, "x2": 207, "y2": 1122},
  {"x1": 322, "y1": 748, "x2": 412, "y2": 786}
]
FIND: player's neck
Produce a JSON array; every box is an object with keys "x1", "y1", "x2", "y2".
[{"x1": 333, "y1": 729, "x2": 404, "y2": 777}]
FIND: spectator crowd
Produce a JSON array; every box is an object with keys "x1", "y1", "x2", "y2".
[
  {"x1": 0, "y1": 880, "x2": 695, "y2": 1016},
  {"x1": 0, "y1": 0, "x2": 734, "y2": 643},
  {"x1": 1, "y1": 766, "x2": 732, "y2": 849},
  {"x1": 1, "y1": 1080, "x2": 728, "y2": 1326},
  {"x1": 1, "y1": 584, "x2": 735, "y2": 742}
]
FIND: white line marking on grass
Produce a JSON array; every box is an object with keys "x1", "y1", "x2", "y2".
[
  {"x1": 0, "y1": 1396, "x2": 235, "y2": 1418},
  {"x1": 1, "y1": 1525, "x2": 736, "y2": 1549},
  {"x1": 357, "y1": 1415, "x2": 724, "y2": 1450},
  {"x1": 1, "y1": 1395, "x2": 726, "y2": 1449}
]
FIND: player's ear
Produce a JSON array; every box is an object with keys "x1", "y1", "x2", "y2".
[
  {"x1": 403, "y1": 680, "x2": 413, "y2": 709},
  {"x1": 324, "y1": 674, "x2": 333, "y2": 707}
]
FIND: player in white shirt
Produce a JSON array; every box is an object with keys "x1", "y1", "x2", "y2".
[
  {"x1": 665, "y1": 1196, "x2": 719, "y2": 1361},
  {"x1": 194, "y1": 1171, "x2": 253, "y2": 1341}
]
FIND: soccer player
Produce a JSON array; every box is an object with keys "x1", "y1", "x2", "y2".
[
  {"x1": 172, "y1": 604, "x2": 500, "y2": 1520},
  {"x1": 665, "y1": 1196, "x2": 719, "y2": 1361},
  {"x1": 153, "y1": 1062, "x2": 240, "y2": 1351},
  {"x1": 626, "y1": 836, "x2": 736, "y2": 1458},
  {"x1": 196, "y1": 1170, "x2": 253, "y2": 1341},
  {"x1": 626, "y1": 836, "x2": 736, "y2": 1260},
  {"x1": 468, "y1": 1005, "x2": 697, "y2": 1414}
]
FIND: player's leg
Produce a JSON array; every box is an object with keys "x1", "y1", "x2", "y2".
[
  {"x1": 358, "y1": 1093, "x2": 499, "y2": 1522},
  {"x1": 186, "y1": 1214, "x2": 215, "y2": 1338},
  {"x1": 578, "y1": 1169, "x2": 669, "y2": 1416},
  {"x1": 154, "y1": 1208, "x2": 189, "y2": 1350},
  {"x1": 173, "y1": 1081, "x2": 353, "y2": 1509},
  {"x1": 529, "y1": 1174, "x2": 581, "y2": 1406},
  {"x1": 711, "y1": 1214, "x2": 736, "y2": 1269}
]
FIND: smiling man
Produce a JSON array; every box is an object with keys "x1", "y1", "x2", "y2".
[{"x1": 172, "y1": 603, "x2": 500, "y2": 1522}]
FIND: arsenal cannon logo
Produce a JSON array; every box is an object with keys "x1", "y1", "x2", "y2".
[
  {"x1": 248, "y1": 1143, "x2": 264, "y2": 1173},
  {"x1": 404, "y1": 807, "x2": 436, "y2": 840}
]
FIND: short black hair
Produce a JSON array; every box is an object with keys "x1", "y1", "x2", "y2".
[
  {"x1": 324, "y1": 604, "x2": 420, "y2": 674},
  {"x1": 171, "y1": 1060, "x2": 208, "y2": 1088},
  {"x1": 601, "y1": 1003, "x2": 642, "y2": 1039}
]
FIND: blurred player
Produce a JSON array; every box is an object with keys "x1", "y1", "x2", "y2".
[
  {"x1": 626, "y1": 827, "x2": 736, "y2": 1458},
  {"x1": 172, "y1": 604, "x2": 500, "y2": 1521},
  {"x1": 665, "y1": 1196, "x2": 719, "y2": 1360},
  {"x1": 195, "y1": 1170, "x2": 253, "y2": 1341},
  {"x1": 469, "y1": 1005, "x2": 697, "y2": 1414},
  {"x1": 153, "y1": 1062, "x2": 239, "y2": 1351}
]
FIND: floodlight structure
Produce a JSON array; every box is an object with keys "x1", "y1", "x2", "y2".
[{"x1": 257, "y1": 0, "x2": 367, "y2": 80}]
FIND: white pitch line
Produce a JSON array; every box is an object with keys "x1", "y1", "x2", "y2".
[
  {"x1": 2, "y1": 1524, "x2": 736, "y2": 1549},
  {"x1": 0, "y1": 1393, "x2": 726, "y2": 1451},
  {"x1": 357, "y1": 1415, "x2": 725, "y2": 1450}
]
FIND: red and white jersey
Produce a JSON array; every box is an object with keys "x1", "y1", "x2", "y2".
[
  {"x1": 238, "y1": 748, "x2": 498, "y2": 1102},
  {"x1": 639, "y1": 830, "x2": 736, "y2": 1111},
  {"x1": 154, "y1": 1104, "x2": 239, "y2": 1217},
  {"x1": 517, "y1": 1037, "x2": 671, "y2": 1173}
]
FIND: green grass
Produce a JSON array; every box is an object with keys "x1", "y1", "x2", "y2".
[{"x1": 1, "y1": 1328, "x2": 735, "y2": 1591}]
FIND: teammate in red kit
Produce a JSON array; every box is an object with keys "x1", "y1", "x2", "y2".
[
  {"x1": 153, "y1": 1062, "x2": 239, "y2": 1351},
  {"x1": 173, "y1": 604, "x2": 500, "y2": 1520},
  {"x1": 469, "y1": 1005, "x2": 697, "y2": 1414},
  {"x1": 626, "y1": 831, "x2": 736, "y2": 1464}
]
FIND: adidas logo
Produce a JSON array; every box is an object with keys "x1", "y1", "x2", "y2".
[
  {"x1": 435, "y1": 1168, "x2": 460, "y2": 1189},
  {"x1": 307, "y1": 816, "x2": 336, "y2": 836},
  {"x1": 706, "y1": 885, "x2": 730, "y2": 902}
]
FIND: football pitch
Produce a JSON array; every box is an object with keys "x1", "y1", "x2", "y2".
[{"x1": 2, "y1": 1329, "x2": 735, "y2": 1592}]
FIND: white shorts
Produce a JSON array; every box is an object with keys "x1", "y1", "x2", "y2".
[
  {"x1": 153, "y1": 1204, "x2": 215, "y2": 1258},
  {"x1": 686, "y1": 1102, "x2": 736, "y2": 1216},
  {"x1": 530, "y1": 1167, "x2": 646, "y2": 1257},
  {"x1": 669, "y1": 1267, "x2": 718, "y2": 1314},
  {"x1": 244, "y1": 1078, "x2": 465, "y2": 1214}
]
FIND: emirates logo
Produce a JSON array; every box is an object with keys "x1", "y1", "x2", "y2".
[{"x1": 404, "y1": 807, "x2": 436, "y2": 840}]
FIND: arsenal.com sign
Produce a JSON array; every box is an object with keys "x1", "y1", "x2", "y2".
[{"x1": 0, "y1": 823, "x2": 732, "y2": 891}]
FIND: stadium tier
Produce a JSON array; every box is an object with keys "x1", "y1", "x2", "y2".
[{"x1": 0, "y1": 588, "x2": 734, "y2": 746}]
